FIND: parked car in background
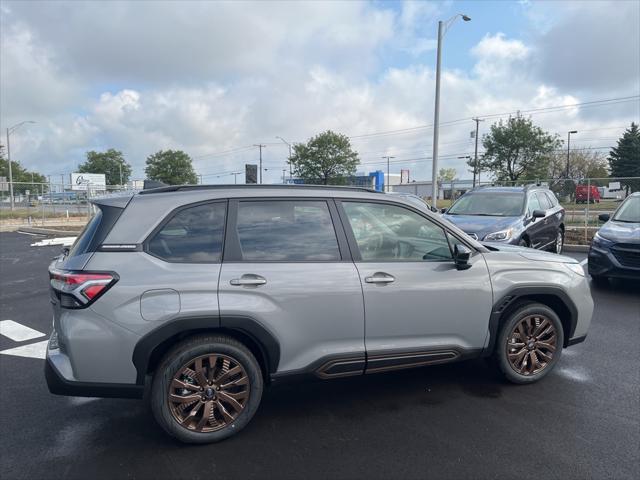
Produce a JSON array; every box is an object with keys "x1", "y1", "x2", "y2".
[
  {"x1": 45, "y1": 184, "x2": 592, "y2": 443},
  {"x1": 588, "y1": 192, "x2": 640, "y2": 285},
  {"x1": 442, "y1": 185, "x2": 566, "y2": 253},
  {"x1": 575, "y1": 184, "x2": 601, "y2": 204},
  {"x1": 387, "y1": 191, "x2": 438, "y2": 212}
]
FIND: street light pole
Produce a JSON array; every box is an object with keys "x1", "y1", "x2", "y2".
[
  {"x1": 382, "y1": 156, "x2": 395, "y2": 192},
  {"x1": 472, "y1": 117, "x2": 484, "y2": 187},
  {"x1": 566, "y1": 130, "x2": 577, "y2": 178},
  {"x1": 431, "y1": 14, "x2": 470, "y2": 209},
  {"x1": 276, "y1": 137, "x2": 292, "y2": 177},
  {"x1": 5, "y1": 121, "x2": 36, "y2": 211},
  {"x1": 254, "y1": 144, "x2": 266, "y2": 184}
]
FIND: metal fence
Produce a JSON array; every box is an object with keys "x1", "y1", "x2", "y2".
[{"x1": 1, "y1": 177, "x2": 638, "y2": 245}]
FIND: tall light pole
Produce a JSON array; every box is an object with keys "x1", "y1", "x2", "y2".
[
  {"x1": 431, "y1": 13, "x2": 471, "y2": 208},
  {"x1": 566, "y1": 130, "x2": 577, "y2": 178},
  {"x1": 276, "y1": 136, "x2": 292, "y2": 177},
  {"x1": 471, "y1": 117, "x2": 484, "y2": 187},
  {"x1": 253, "y1": 144, "x2": 266, "y2": 184},
  {"x1": 5, "y1": 121, "x2": 36, "y2": 211},
  {"x1": 382, "y1": 156, "x2": 395, "y2": 192}
]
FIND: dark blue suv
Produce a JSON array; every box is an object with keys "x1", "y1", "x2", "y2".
[{"x1": 443, "y1": 186, "x2": 566, "y2": 253}]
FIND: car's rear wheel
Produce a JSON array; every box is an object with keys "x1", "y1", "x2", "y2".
[
  {"x1": 151, "y1": 334, "x2": 263, "y2": 443},
  {"x1": 496, "y1": 303, "x2": 564, "y2": 384}
]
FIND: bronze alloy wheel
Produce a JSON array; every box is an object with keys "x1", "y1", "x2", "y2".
[
  {"x1": 168, "y1": 354, "x2": 250, "y2": 432},
  {"x1": 506, "y1": 314, "x2": 558, "y2": 376}
]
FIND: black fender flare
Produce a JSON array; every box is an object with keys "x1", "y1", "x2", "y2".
[
  {"x1": 484, "y1": 286, "x2": 578, "y2": 355},
  {"x1": 132, "y1": 315, "x2": 280, "y2": 385}
]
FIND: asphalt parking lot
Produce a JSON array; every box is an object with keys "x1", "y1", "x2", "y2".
[{"x1": 1, "y1": 231, "x2": 638, "y2": 480}]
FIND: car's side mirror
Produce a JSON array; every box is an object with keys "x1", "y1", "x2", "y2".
[
  {"x1": 453, "y1": 244, "x2": 472, "y2": 270},
  {"x1": 598, "y1": 213, "x2": 610, "y2": 222},
  {"x1": 532, "y1": 209, "x2": 545, "y2": 219},
  {"x1": 440, "y1": 208, "x2": 447, "y2": 214},
  {"x1": 431, "y1": 206, "x2": 439, "y2": 213}
]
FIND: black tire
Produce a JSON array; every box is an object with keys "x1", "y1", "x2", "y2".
[
  {"x1": 495, "y1": 303, "x2": 564, "y2": 384},
  {"x1": 151, "y1": 334, "x2": 263, "y2": 444},
  {"x1": 552, "y1": 228, "x2": 564, "y2": 254}
]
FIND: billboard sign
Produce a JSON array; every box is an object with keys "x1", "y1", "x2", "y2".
[
  {"x1": 400, "y1": 169, "x2": 410, "y2": 184},
  {"x1": 245, "y1": 164, "x2": 257, "y2": 184},
  {"x1": 71, "y1": 173, "x2": 106, "y2": 191}
]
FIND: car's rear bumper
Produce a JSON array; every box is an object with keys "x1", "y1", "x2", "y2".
[
  {"x1": 45, "y1": 337, "x2": 143, "y2": 399},
  {"x1": 588, "y1": 246, "x2": 640, "y2": 279}
]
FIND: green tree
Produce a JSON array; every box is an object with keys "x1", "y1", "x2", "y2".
[
  {"x1": 547, "y1": 149, "x2": 610, "y2": 198},
  {"x1": 78, "y1": 149, "x2": 132, "y2": 185},
  {"x1": 145, "y1": 150, "x2": 197, "y2": 185},
  {"x1": 438, "y1": 168, "x2": 457, "y2": 182},
  {"x1": 608, "y1": 122, "x2": 640, "y2": 194},
  {"x1": 0, "y1": 145, "x2": 48, "y2": 194},
  {"x1": 477, "y1": 115, "x2": 562, "y2": 183},
  {"x1": 289, "y1": 130, "x2": 359, "y2": 185}
]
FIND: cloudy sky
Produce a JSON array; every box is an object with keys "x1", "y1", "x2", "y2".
[{"x1": 1, "y1": 0, "x2": 639, "y2": 184}]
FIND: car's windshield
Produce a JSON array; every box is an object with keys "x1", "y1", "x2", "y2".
[
  {"x1": 447, "y1": 192, "x2": 524, "y2": 217},
  {"x1": 613, "y1": 196, "x2": 640, "y2": 223}
]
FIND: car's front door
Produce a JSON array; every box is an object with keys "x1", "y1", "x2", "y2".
[
  {"x1": 218, "y1": 198, "x2": 365, "y2": 378},
  {"x1": 524, "y1": 192, "x2": 549, "y2": 248},
  {"x1": 338, "y1": 200, "x2": 493, "y2": 372}
]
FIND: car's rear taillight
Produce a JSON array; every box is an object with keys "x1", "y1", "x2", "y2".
[{"x1": 49, "y1": 269, "x2": 118, "y2": 308}]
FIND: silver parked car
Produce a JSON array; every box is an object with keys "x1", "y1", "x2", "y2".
[{"x1": 46, "y1": 185, "x2": 593, "y2": 443}]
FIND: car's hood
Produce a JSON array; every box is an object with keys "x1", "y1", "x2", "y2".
[
  {"x1": 598, "y1": 220, "x2": 640, "y2": 243},
  {"x1": 482, "y1": 242, "x2": 578, "y2": 264},
  {"x1": 442, "y1": 214, "x2": 518, "y2": 239}
]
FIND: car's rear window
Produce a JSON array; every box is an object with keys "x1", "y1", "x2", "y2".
[{"x1": 68, "y1": 210, "x2": 103, "y2": 258}]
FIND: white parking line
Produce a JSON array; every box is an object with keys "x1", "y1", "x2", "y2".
[
  {"x1": 580, "y1": 258, "x2": 588, "y2": 266},
  {"x1": 0, "y1": 340, "x2": 48, "y2": 359},
  {"x1": 0, "y1": 320, "x2": 46, "y2": 342}
]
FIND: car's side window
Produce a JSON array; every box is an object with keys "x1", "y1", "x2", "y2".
[
  {"x1": 236, "y1": 200, "x2": 341, "y2": 261},
  {"x1": 537, "y1": 192, "x2": 552, "y2": 210},
  {"x1": 342, "y1": 202, "x2": 452, "y2": 262},
  {"x1": 544, "y1": 191, "x2": 558, "y2": 207},
  {"x1": 148, "y1": 202, "x2": 226, "y2": 262},
  {"x1": 528, "y1": 194, "x2": 542, "y2": 214}
]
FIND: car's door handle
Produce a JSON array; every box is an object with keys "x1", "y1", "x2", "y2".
[
  {"x1": 365, "y1": 273, "x2": 395, "y2": 284},
  {"x1": 230, "y1": 275, "x2": 267, "y2": 286}
]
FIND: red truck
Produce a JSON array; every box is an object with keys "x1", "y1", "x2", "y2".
[{"x1": 575, "y1": 184, "x2": 601, "y2": 203}]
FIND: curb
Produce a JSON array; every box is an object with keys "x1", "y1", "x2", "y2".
[
  {"x1": 563, "y1": 245, "x2": 590, "y2": 253},
  {"x1": 17, "y1": 226, "x2": 82, "y2": 236}
]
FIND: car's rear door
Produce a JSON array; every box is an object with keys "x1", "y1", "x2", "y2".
[
  {"x1": 218, "y1": 197, "x2": 365, "y2": 378},
  {"x1": 337, "y1": 199, "x2": 492, "y2": 372}
]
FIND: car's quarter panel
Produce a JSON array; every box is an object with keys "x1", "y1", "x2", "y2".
[
  {"x1": 86, "y1": 251, "x2": 221, "y2": 335},
  {"x1": 218, "y1": 263, "x2": 365, "y2": 373}
]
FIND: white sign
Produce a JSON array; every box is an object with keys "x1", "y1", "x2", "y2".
[
  {"x1": 71, "y1": 173, "x2": 106, "y2": 191},
  {"x1": 608, "y1": 181, "x2": 621, "y2": 190}
]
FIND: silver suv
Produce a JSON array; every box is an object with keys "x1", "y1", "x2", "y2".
[{"x1": 45, "y1": 185, "x2": 593, "y2": 443}]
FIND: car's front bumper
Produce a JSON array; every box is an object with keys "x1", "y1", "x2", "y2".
[{"x1": 588, "y1": 245, "x2": 640, "y2": 280}]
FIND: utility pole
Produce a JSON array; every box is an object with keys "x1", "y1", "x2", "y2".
[
  {"x1": 275, "y1": 137, "x2": 292, "y2": 177},
  {"x1": 253, "y1": 144, "x2": 266, "y2": 184},
  {"x1": 382, "y1": 156, "x2": 395, "y2": 192},
  {"x1": 118, "y1": 160, "x2": 123, "y2": 187},
  {"x1": 232, "y1": 172, "x2": 241, "y2": 184},
  {"x1": 472, "y1": 117, "x2": 484, "y2": 187},
  {"x1": 566, "y1": 130, "x2": 577, "y2": 178},
  {"x1": 282, "y1": 169, "x2": 287, "y2": 184}
]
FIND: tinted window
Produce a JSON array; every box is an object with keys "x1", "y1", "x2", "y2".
[
  {"x1": 343, "y1": 202, "x2": 452, "y2": 261},
  {"x1": 236, "y1": 201, "x2": 340, "y2": 261},
  {"x1": 537, "y1": 192, "x2": 552, "y2": 210},
  {"x1": 68, "y1": 210, "x2": 102, "y2": 257},
  {"x1": 447, "y1": 192, "x2": 524, "y2": 216},
  {"x1": 148, "y1": 202, "x2": 226, "y2": 262}
]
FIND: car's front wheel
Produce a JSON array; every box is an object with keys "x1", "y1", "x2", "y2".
[
  {"x1": 554, "y1": 229, "x2": 564, "y2": 254},
  {"x1": 496, "y1": 303, "x2": 564, "y2": 384},
  {"x1": 151, "y1": 334, "x2": 263, "y2": 443}
]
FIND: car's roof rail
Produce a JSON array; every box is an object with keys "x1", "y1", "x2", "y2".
[{"x1": 138, "y1": 184, "x2": 383, "y2": 195}]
